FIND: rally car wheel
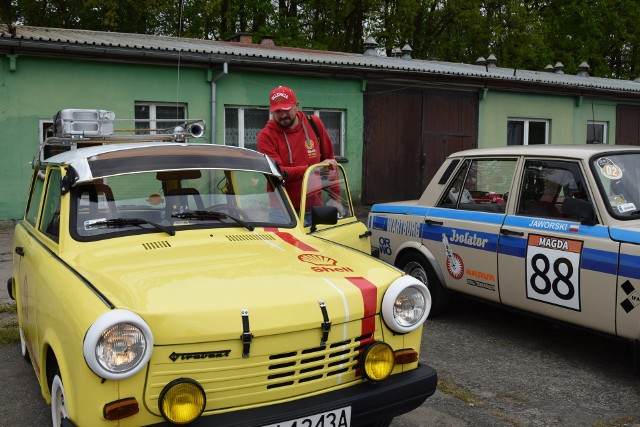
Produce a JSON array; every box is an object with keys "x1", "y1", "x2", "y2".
[
  {"x1": 397, "y1": 252, "x2": 449, "y2": 317},
  {"x1": 51, "y1": 373, "x2": 69, "y2": 427}
]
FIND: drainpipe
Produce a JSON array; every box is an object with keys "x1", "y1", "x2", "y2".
[{"x1": 210, "y1": 62, "x2": 228, "y2": 144}]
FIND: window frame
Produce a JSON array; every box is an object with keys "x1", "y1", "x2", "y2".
[
  {"x1": 224, "y1": 106, "x2": 346, "y2": 157},
  {"x1": 135, "y1": 101, "x2": 188, "y2": 134},
  {"x1": 587, "y1": 121, "x2": 608, "y2": 144},
  {"x1": 507, "y1": 118, "x2": 550, "y2": 145}
]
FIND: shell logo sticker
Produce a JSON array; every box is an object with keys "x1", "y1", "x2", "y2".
[{"x1": 298, "y1": 254, "x2": 354, "y2": 273}]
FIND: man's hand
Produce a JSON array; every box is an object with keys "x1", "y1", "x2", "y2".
[{"x1": 325, "y1": 158, "x2": 338, "y2": 170}]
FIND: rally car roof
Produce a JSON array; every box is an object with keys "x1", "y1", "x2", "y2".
[
  {"x1": 448, "y1": 144, "x2": 640, "y2": 160},
  {"x1": 42, "y1": 142, "x2": 282, "y2": 184}
]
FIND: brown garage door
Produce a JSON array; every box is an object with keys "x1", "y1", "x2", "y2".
[
  {"x1": 362, "y1": 84, "x2": 478, "y2": 204},
  {"x1": 617, "y1": 105, "x2": 640, "y2": 146}
]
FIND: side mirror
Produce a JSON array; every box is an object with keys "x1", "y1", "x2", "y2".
[
  {"x1": 310, "y1": 206, "x2": 338, "y2": 232},
  {"x1": 561, "y1": 197, "x2": 596, "y2": 225}
]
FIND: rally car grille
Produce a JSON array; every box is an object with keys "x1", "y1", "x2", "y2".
[{"x1": 144, "y1": 322, "x2": 376, "y2": 416}]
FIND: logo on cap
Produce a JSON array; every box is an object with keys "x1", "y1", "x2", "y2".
[{"x1": 270, "y1": 86, "x2": 297, "y2": 112}]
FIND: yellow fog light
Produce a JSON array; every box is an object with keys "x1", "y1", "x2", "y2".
[
  {"x1": 361, "y1": 342, "x2": 395, "y2": 382},
  {"x1": 159, "y1": 379, "x2": 206, "y2": 424}
]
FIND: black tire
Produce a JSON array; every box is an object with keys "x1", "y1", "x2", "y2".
[{"x1": 397, "y1": 251, "x2": 449, "y2": 317}]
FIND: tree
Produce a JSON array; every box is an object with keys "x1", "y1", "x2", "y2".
[{"x1": 4, "y1": 0, "x2": 640, "y2": 79}]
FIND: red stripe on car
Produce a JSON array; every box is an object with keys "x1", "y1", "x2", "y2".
[
  {"x1": 265, "y1": 228, "x2": 318, "y2": 252},
  {"x1": 346, "y1": 276, "x2": 377, "y2": 339}
]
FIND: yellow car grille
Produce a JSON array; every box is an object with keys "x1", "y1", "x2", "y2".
[{"x1": 144, "y1": 324, "x2": 376, "y2": 416}]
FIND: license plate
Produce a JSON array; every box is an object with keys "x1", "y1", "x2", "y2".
[{"x1": 261, "y1": 406, "x2": 351, "y2": 427}]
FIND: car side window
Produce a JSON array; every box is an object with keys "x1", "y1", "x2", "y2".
[
  {"x1": 438, "y1": 159, "x2": 516, "y2": 213},
  {"x1": 303, "y1": 164, "x2": 353, "y2": 221},
  {"x1": 39, "y1": 169, "x2": 62, "y2": 242},
  {"x1": 25, "y1": 170, "x2": 46, "y2": 227},
  {"x1": 517, "y1": 160, "x2": 593, "y2": 220}
]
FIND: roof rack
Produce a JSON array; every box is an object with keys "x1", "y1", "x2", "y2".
[{"x1": 37, "y1": 109, "x2": 206, "y2": 164}]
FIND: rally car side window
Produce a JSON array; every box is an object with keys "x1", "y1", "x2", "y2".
[
  {"x1": 438, "y1": 159, "x2": 516, "y2": 213},
  {"x1": 517, "y1": 160, "x2": 593, "y2": 221},
  {"x1": 25, "y1": 170, "x2": 46, "y2": 227},
  {"x1": 40, "y1": 169, "x2": 62, "y2": 241}
]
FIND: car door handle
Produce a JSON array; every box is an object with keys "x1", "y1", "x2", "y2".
[
  {"x1": 500, "y1": 228, "x2": 524, "y2": 237},
  {"x1": 424, "y1": 219, "x2": 443, "y2": 226},
  {"x1": 359, "y1": 230, "x2": 372, "y2": 239},
  {"x1": 15, "y1": 246, "x2": 25, "y2": 257}
]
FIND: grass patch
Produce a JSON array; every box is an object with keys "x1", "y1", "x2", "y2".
[
  {"x1": 0, "y1": 303, "x2": 19, "y2": 345},
  {"x1": 0, "y1": 321, "x2": 19, "y2": 345},
  {"x1": 0, "y1": 303, "x2": 17, "y2": 314},
  {"x1": 437, "y1": 377, "x2": 484, "y2": 407},
  {"x1": 592, "y1": 414, "x2": 640, "y2": 427}
]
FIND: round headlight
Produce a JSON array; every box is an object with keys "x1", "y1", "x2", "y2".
[
  {"x1": 83, "y1": 309, "x2": 154, "y2": 380},
  {"x1": 159, "y1": 379, "x2": 206, "y2": 424},
  {"x1": 96, "y1": 323, "x2": 147, "y2": 372},
  {"x1": 360, "y1": 342, "x2": 395, "y2": 382},
  {"x1": 382, "y1": 276, "x2": 431, "y2": 333}
]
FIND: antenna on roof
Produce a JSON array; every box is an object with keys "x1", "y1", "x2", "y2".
[{"x1": 174, "y1": 0, "x2": 185, "y2": 124}]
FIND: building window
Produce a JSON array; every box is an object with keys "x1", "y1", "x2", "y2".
[
  {"x1": 225, "y1": 107, "x2": 345, "y2": 156},
  {"x1": 587, "y1": 121, "x2": 607, "y2": 144},
  {"x1": 507, "y1": 119, "x2": 549, "y2": 145},
  {"x1": 224, "y1": 107, "x2": 270, "y2": 151},
  {"x1": 135, "y1": 102, "x2": 187, "y2": 134}
]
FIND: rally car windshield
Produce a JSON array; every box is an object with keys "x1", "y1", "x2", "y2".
[
  {"x1": 592, "y1": 152, "x2": 640, "y2": 219},
  {"x1": 71, "y1": 168, "x2": 293, "y2": 239}
]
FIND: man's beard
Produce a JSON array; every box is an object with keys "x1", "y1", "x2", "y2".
[{"x1": 277, "y1": 113, "x2": 296, "y2": 129}]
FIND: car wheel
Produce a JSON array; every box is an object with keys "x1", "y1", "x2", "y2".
[
  {"x1": 397, "y1": 252, "x2": 449, "y2": 316},
  {"x1": 362, "y1": 418, "x2": 392, "y2": 427},
  {"x1": 51, "y1": 373, "x2": 70, "y2": 427},
  {"x1": 19, "y1": 328, "x2": 30, "y2": 362}
]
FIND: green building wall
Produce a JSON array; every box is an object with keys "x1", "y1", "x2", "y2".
[
  {"x1": 0, "y1": 55, "x2": 364, "y2": 220},
  {"x1": 478, "y1": 91, "x2": 618, "y2": 147}
]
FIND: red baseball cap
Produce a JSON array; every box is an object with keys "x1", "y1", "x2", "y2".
[{"x1": 269, "y1": 86, "x2": 298, "y2": 113}]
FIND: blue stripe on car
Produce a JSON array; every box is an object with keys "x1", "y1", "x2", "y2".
[{"x1": 370, "y1": 205, "x2": 633, "y2": 278}]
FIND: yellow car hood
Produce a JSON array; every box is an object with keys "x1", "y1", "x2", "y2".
[{"x1": 71, "y1": 229, "x2": 400, "y2": 344}]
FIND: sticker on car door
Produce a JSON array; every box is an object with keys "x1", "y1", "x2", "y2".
[{"x1": 526, "y1": 234, "x2": 583, "y2": 310}]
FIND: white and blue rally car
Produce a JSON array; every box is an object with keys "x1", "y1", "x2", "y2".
[{"x1": 369, "y1": 145, "x2": 640, "y2": 372}]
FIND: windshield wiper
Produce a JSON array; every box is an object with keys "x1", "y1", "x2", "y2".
[
  {"x1": 87, "y1": 218, "x2": 175, "y2": 236},
  {"x1": 172, "y1": 210, "x2": 254, "y2": 231}
]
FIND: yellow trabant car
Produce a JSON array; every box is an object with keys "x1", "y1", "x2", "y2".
[
  {"x1": 369, "y1": 145, "x2": 640, "y2": 372},
  {"x1": 8, "y1": 110, "x2": 437, "y2": 426}
]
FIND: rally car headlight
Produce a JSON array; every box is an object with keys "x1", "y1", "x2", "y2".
[
  {"x1": 83, "y1": 309, "x2": 154, "y2": 380},
  {"x1": 382, "y1": 276, "x2": 431, "y2": 333}
]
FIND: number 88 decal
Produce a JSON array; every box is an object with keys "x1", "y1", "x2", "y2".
[{"x1": 526, "y1": 234, "x2": 583, "y2": 310}]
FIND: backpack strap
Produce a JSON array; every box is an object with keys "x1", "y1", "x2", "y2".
[{"x1": 306, "y1": 114, "x2": 321, "y2": 144}]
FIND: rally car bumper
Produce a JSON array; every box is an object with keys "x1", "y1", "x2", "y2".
[{"x1": 148, "y1": 363, "x2": 438, "y2": 427}]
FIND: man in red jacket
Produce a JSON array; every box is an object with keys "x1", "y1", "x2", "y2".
[{"x1": 257, "y1": 86, "x2": 338, "y2": 217}]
